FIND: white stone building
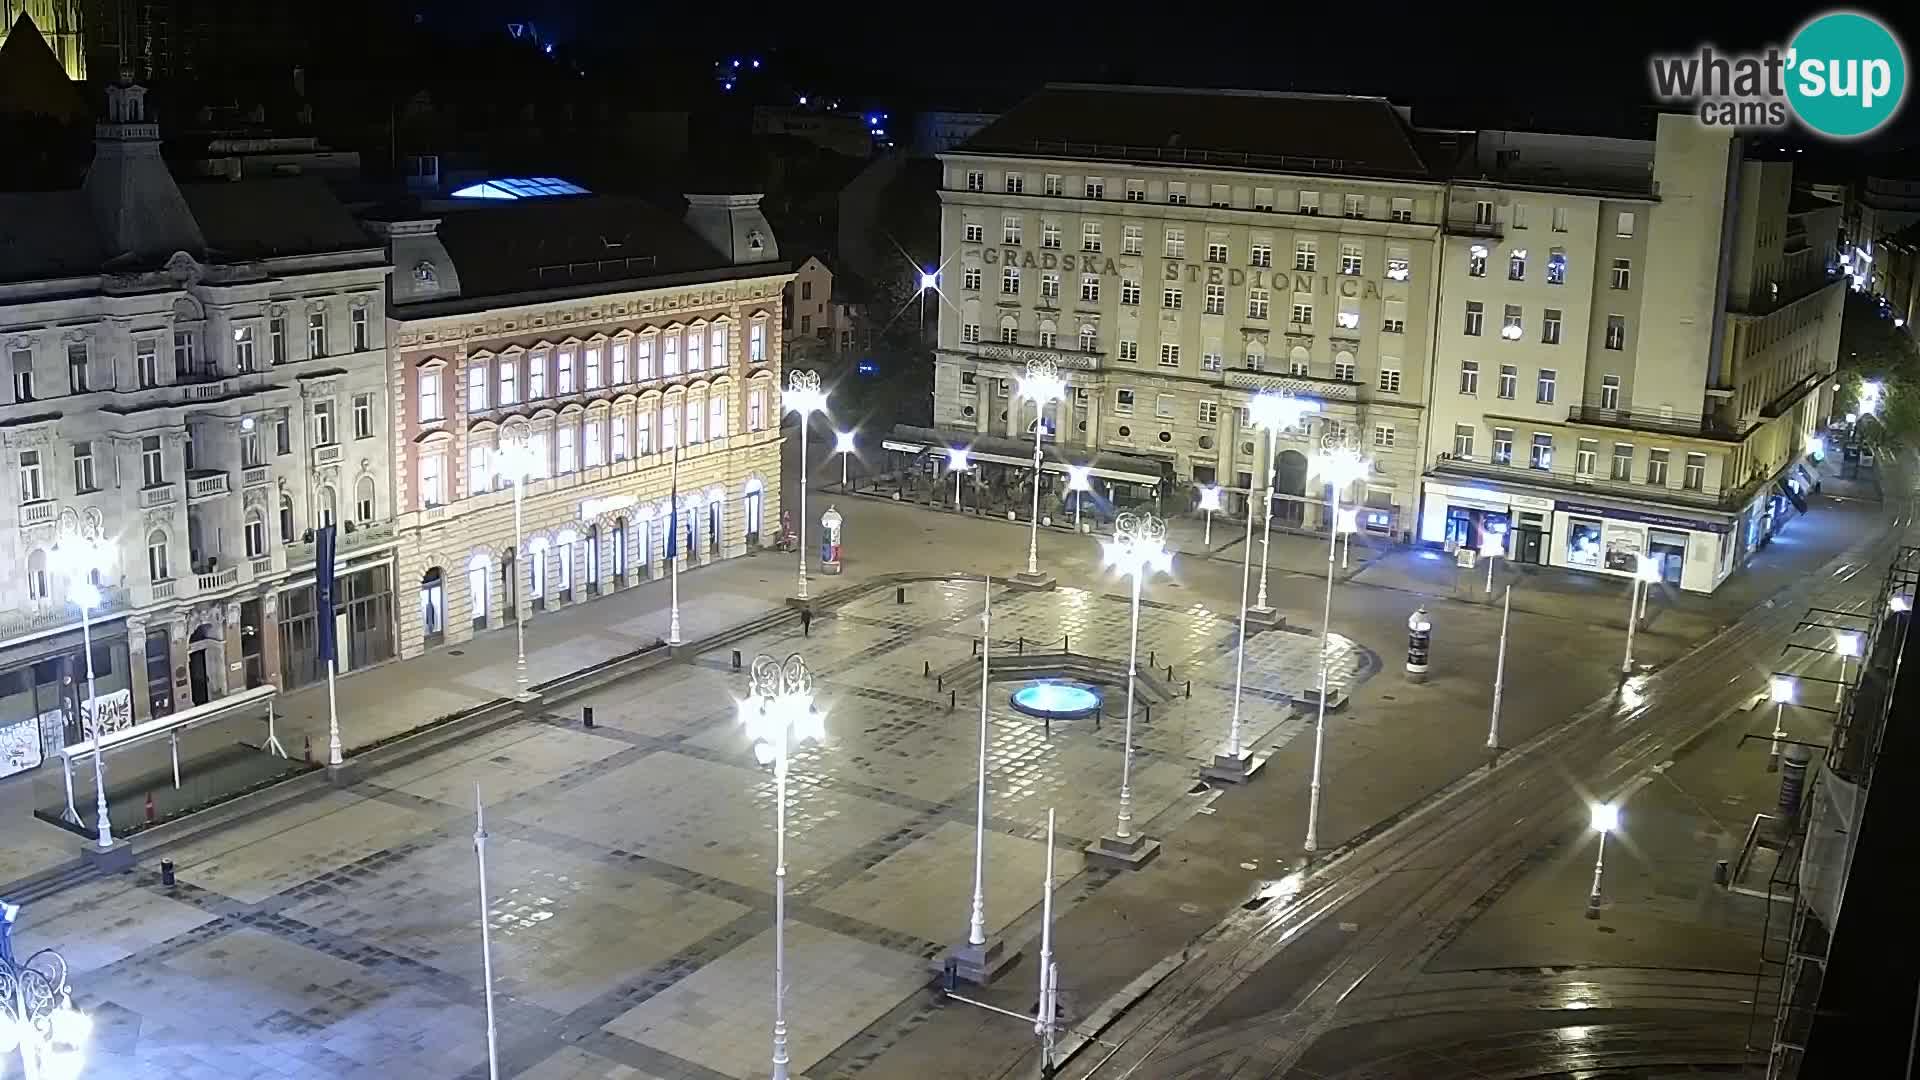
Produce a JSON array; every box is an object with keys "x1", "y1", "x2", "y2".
[
  {"x1": 0, "y1": 80, "x2": 393, "y2": 774},
  {"x1": 369, "y1": 185, "x2": 790, "y2": 661},
  {"x1": 927, "y1": 85, "x2": 1446, "y2": 536},
  {"x1": 1420, "y1": 116, "x2": 1842, "y2": 593}
]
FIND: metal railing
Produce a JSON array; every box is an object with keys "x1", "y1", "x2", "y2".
[
  {"x1": 1430, "y1": 453, "x2": 1748, "y2": 510},
  {"x1": 1564, "y1": 401, "x2": 1744, "y2": 439}
]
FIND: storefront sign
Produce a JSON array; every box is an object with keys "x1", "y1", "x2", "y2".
[
  {"x1": 1603, "y1": 522, "x2": 1644, "y2": 572},
  {"x1": 580, "y1": 494, "x2": 639, "y2": 520},
  {"x1": 1554, "y1": 500, "x2": 1731, "y2": 534},
  {"x1": 976, "y1": 246, "x2": 1389, "y2": 299},
  {"x1": 1509, "y1": 493, "x2": 1556, "y2": 512}
]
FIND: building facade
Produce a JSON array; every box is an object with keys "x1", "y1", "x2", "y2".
[
  {"x1": 1421, "y1": 116, "x2": 1842, "y2": 593},
  {"x1": 370, "y1": 189, "x2": 789, "y2": 661},
  {"x1": 783, "y1": 256, "x2": 857, "y2": 360},
  {"x1": 930, "y1": 85, "x2": 1445, "y2": 535},
  {"x1": 0, "y1": 1, "x2": 84, "y2": 79},
  {"x1": 0, "y1": 80, "x2": 392, "y2": 778}
]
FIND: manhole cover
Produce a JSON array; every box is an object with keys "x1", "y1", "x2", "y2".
[
  {"x1": 1179, "y1": 902, "x2": 1201, "y2": 915},
  {"x1": 1239, "y1": 861, "x2": 1259, "y2": 871},
  {"x1": 448, "y1": 649, "x2": 466, "y2": 656}
]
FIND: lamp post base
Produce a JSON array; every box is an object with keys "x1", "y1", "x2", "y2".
[
  {"x1": 1009, "y1": 571, "x2": 1057, "y2": 592},
  {"x1": 82, "y1": 838, "x2": 135, "y2": 873},
  {"x1": 934, "y1": 936, "x2": 1022, "y2": 986},
  {"x1": 1203, "y1": 749, "x2": 1264, "y2": 784},
  {"x1": 1084, "y1": 832, "x2": 1161, "y2": 871},
  {"x1": 1242, "y1": 606, "x2": 1285, "y2": 630},
  {"x1": 326, "y1": 761, "x2": 362, "y2": 787}
]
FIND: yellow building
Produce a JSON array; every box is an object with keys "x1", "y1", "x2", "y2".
[{"x1": 1, "y1": 2, "x2": 84, "y2": 81}]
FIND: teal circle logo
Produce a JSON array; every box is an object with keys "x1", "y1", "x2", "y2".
[{"x1": 1787, "y1": 11, "x2": 1907, "y2": 138}]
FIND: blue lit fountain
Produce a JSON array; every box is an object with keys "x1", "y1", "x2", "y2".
[{"x1": 1010, "y1": 681, "x2": 1103, "y2": 722}]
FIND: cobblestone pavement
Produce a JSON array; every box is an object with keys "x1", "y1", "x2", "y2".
[{"x1": 11, "y1": 581, "x2": 1371, "y2": 1079}]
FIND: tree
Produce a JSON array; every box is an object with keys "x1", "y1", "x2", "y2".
[{"x1": 1837, "y1": 290, "x2": 1920, "y2": 449}]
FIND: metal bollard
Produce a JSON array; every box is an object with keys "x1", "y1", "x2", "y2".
[
  {"x1": 732, "y1": 649, "x2": 742, "y2": 671},
  {"x1": 972, "y1": 639, "x2": 979, "y2": 656},
  {"x1": 937, "y1": 674, "x2": 944, "y2": 691},
  {"x1": 1063, "y1": 634, "x2": 1070, "y2": 652},
  {"x1": 1149, "y1": 650, "x2": 1157, "y2": 668},
  {"x1": 1144, "y1": 702, "x2": 1152, "y2": 723},
  {"x1": 949, "y1": 689, "x2": 956, "y2": 712},
  {"x1": 1018, "y1": 636, "x2": 1025, "y2": 656},
  {"x1": 1166, "y1": 665, "x2": 1174, "y2": 681},
  {"x1": 1185, "y1": 680, "x2": 1192, "y2": 698},
  {"x1": 896, "y1": 586, "x2": 905, "y2": 605},
  {"x1": 160, "y1": 859, "x2": 176, "y2": 887},
  {"x1": 926, "y1": 659, "x2": 933, "y2": 675},
  {"x1": 583, "y1": 706, "x2": 595, "y2": 729}
]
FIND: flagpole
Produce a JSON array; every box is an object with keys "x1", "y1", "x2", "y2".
[
  {"x1": 668, "y1": 444, "x2": 683, "y2": 646},
  {"x1": 317, "y1": 524, "x2": 344, "y2": 768}
]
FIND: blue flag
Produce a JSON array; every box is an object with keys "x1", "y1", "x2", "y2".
[
  {"x1": 315, "y1": 524, "x2": 338, "y2": 665},
  {"x1": 665, "y1": 445, "x2": 679, "y2": 560}
]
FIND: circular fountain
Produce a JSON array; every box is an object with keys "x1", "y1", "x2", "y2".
[{"x1": 1009, "y1": 681, "x2": 1103, "y2": 722}]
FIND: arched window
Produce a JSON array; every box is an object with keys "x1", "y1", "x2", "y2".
[
  {"x1": 467, "y1": 553, "x2": 491, "y2": 630},
  {"x1": 528, "y1": 537, "x2": 548, "y2": 604},
  {"x1": 279, "y1": 493, "x2": 295, "y2": 543},
  {"x1": 147, "y1": 530, "x2": 171, "y2": 581},
  {"x1": 1246, "y1": 344, "x2": 1265, "y2": 371},
  {"x1": 420, "y1": 567, "x2": 445, "y2": 642},
  {"x1": 27, "y1": 549, "x2": 49, "y2": 601},
  {"x1": 355, "y1": 476, "x2": 376, "y2": 524},
  {"x1": 612, "y1": 517, "x2": 628, "y2": 580},
  {"x1": 316, "y1": 485, "x2": 338, "y2": 528},
  {"x1": 555, "y1": 529, "x2": 576, "y2": 597},
  {"x1": 1288, "y1": 345, "x2": 1311, "y2": 375},
  {"x1": 586, "y1": 524, "x2": 601, "y2": 588},
  {"x1": 245, "y1": 509, "x2": 267, "y2": 558}
]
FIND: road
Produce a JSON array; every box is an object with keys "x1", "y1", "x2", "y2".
[{"x1": 1059, "y1": 456, "x2": 1915, "y2": 1080}]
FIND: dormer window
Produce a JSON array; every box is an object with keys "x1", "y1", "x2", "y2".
[{"x1": 747, "y1": 229, "x2": 765, "y2": 252}]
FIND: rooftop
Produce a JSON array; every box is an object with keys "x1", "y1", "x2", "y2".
[
  {"x1": 954, "y1": 84, "x2": 1434, "y2": 180},
  {"x1": 447, "y1": 176, "x2": 591, "y2": 200}
]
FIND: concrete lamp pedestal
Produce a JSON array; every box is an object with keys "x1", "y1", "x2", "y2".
[
  {"x1": 1243, "y1": 606, "x2": 1284, "y2": 630},
  {"x1": 1009, "y1": 572, "x2": 1057, "y2": 592},
  {"x1": 1202, "y1": 749, "x2": 1265, "y2": 784},
  {"x1": 326, "y1": 761, "x2": 362, "y2": 788},
  {"x1": 1085, "y1": 832, "x2": 1161, "y2": 871},
  {"x1": 81, "y1": 839, "x2": 135, "y2": 873},
  {"x1": 935, "y1": 937, "x2": 1022, "y2": 986}
]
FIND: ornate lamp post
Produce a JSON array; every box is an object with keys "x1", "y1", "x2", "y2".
[
  {"x1": 1619, "y1": 556, "x2": 1663, "y2": 675},
  {"x1": 1206, "y1": 479, "x2": 1262, "y2": 784},
  {"x1": 1088, "y1": 512, "x2": 1172, "y2": 870},
  {"x1": 1016, "y1": 357, "x2": 1067, "y2": 586},
  {"x1": 833, "y1": 429, "x2": 857, "y2": 491},
  {"x1": 495, "y1": 436, "x2": 544, "y2": 691},
  {"x1": 784, "y1": 370, "x2": 830, "y2": 601},
  {"x1": 947, "y1": 447, "x2": 971, "y2": 511},
  {"x1": 739, "y1": 654, "x2": 826, "y2": 1080},
  {"x1": 1768, "y1": 675, "x2": 1796, "y2": 772},
  {"x1": 1197, "y1": 484, "x2": 1222, "y2": 547},
  {"x1": 1246, "y1": 392, "x2": 1319, "y2": 622},
  {"x1": 1065, "y1": 464, "x2": 1092, "y2": 535},
  {"x1": 1585, "y1": 802, "x2": 1620, "y2": 918},
  {"x1": 1303, "y1": 439, "x2": 1371, "y2": 855},
  {"x1": 51, "y1": 529, "x2": 115, "y2": 851},
  {"x1": 0, "y1": 902, "x2": 92, "y2": 1080}
]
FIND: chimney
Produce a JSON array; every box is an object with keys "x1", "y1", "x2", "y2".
[{"x1": 683, "y1": 193, "x2": 779, "y2": 265}]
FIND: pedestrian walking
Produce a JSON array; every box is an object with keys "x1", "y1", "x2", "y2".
[{"x1": 800, "y1": 607, "x2": 814, "y2": 637}]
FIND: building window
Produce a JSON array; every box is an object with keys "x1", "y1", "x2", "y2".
[
  {"x1": 1492, "y1": 365, "x2": 1518, "y2": 400},
  {"x1": 1038, "y1": 325, "x2": 1056, "y2": 348},
  {"x1": 1542, "y1": 308, "x2": 1563, "y2": 344},
  {"x1": 276, "y1": 493, "x2": 294, "y2": 543},
  {"x1": 1373, "y1": 423, "x2": 1395, "y2": 448},
  {"x1": 1198, "y1": 401, "x2": 1219, "y2": 426},
  {"x1": 275, "y1": 409, "x2": 291, "y2": 455},
  {"x1": 307, "y1": 311, "x2": 327, "y2": 358},
  {"x1": 1205, "y1": 284, "x2": 1225, "y2": 314},
  {"x1": 501, "y1": 358, "x2": 520, "y2": 404},
  {"x1": 1536, "y1": 368, "x2": 1557, "y2": 404},
  {"x1": 1340, "y1": 242, "x2": 1363, "y2": 275},
  {"x1": 1492, "y1": 427, "x2": 1514, "y2": 465},
  {"x1": 1334, "y1": 358, "x2": 1356, "y2": 382},
  {"x1": 1002, "y1": 216, "x2": 1022, "y2": 244},
  {"x1": 1605, "y1": 314, "x2": 1626, "y2": 351},
  {"x1": 1468, "y1": 245, "x2": 1488, "y2": 277},
  {"x1": 710, "y1": 325, "x2": 728, "y2": 369},
  {"x1": 1378, "y1": 368, "x2": 1401, "y2": 394},
  {"x1": 962, "y1": 323, "x2": 981, "y2": 344},
  {"x1": 1115, "y1": 388, "x2": 1134, "y2": 415},
  {"x1": 230, "y1": 326, "x2": 259, "y2": 373},
  {"x1": 1508, "y1": 250, "x2": 1527, "y2": 280},
  {"x1": 1207, "y1": 241, "x2": 1228, "y2": 263},
  {"x1": 1119, "y1": 279, "x2": 1140, "y2": 306},
  {"x1": 468, "y1": 364, "x2": 489, "y2": 411},
  {"x1": 1165, "y1": 229, "x2": 1185, "y2": 258},
  {"x1": 963, "y1": 267, "x2": 982, "y2": 291},
  {"x1": 1453, "y1": 423, "x2": 1475, "y2": 458},
  {"x1": 1344, "y1": 193, "x2": 1365, "y2": 218},
  {"x1": 17, "y1": 449, "x2": 45, "y2": 502},
  {"x1": 1474, "y1": 200, "x2": 1494, "y2": 225},
  {"x1": 1551, "y1": 206, "x2": 1569, "y2": 232},
  {"x1": 70, "y1": 440, "x2": 96, "y2": 493},
  {"x1": 141, "y1": 435, "x2": 165, "y2": 486},
  {"x1": 1081, "y1": 276, "x2": 1100, "y2": 303},
  {"x1": 1250, "y1": 243, "x2": 1272, "y2": 268},
  {"x1": 1079, "y1": 326, "x2": 1098, "y2": 353},
  {"x1": 1042, "y1": 222, "x2": 1061, "y2": 249},
  {"x1": 135, "y1": 339, "x2": 159, "y2": 388},
  {"x1": 312, "y1": 400, "x2": 336, "y2": 446},
  {"x1": 1002, "y1": 267, "x2": 1021, "y2": 295},
  {"x1": 750, "y1": 322, "x2": 766, "y2": 363},
  {"x1": 1529, "y1": 433, "x2": 1553, "y2": 470},
  {"x1": 1000, "y1": 323, "x2": 1019, "y2": 345},
  {"x1": 1155, "y1": 394, "x2": 1175, "y2": 419},
  {"x1": 172, "y1": 330, "x2": 197, "y2": 377},
  {"x1": 355, "y1": 476, "x2": 376, "y2": 523},
  {"x1": 585, "y1": 346, "x2": 603, "y2": 389},
  {"x1": 1616, "y1": 211, "x2": 1635, "y2": 237},
  {"x1": 1501, "y1": 305, "x2": 1523, "y2": 340},
  {"x1": 354, "y1": 392, "x2": 374, "y2": 438},
  {"x1": 1611, "y1": 442, "x2": 1634, "y2": 481},
  {"x1": 418, "y1": 369, "x2": 441, "y2": 421},
  {"x1": 351, "y1": 307, "x2": 369, "y2": 352},
  {"x1": 1647, "y1": 448, "x2": 1670, "y2": 485},
  {"x1": 245, "y1": 511, "x2": 267, "y2": 558},
  {"x1": 1037, "y1": 273, "x2": 1059, "y2": 303},
  {"x1": 1546, "y1": 249, "x2": 1567, "y2": 285},
  {"x1": 1085, "y1": 177, "x2": 1104, "y2": 199},
  {"x1": 1123, "y1": 225, "x2": 1143, "y2": 255},
  {"x1": 610, "y1": 341, "x2": 629, "y2": 384},
  {"x1": 1163, "y1": 287, "x2": 1183, "y2": 310},
  {"x1": 1611, "y1": 258, "x2": 1631, "y2": 290},
  {"x1": 469, "y1": 437, "x2": 493, "y2": 494},
  {"x1": 415, "y1": 450, "x2": 444, "y2": 506},
  {"x1": 556, "y1": 425, "x2": 576, "y2": 473},
  {"x1": 1159, "y1": 343, "x2": 1181, "y2": 367},
  {"x1": 1464, "y1": 301, "x2": 1484, "y2": 336},
  {"x1": 1600, "y1": 373, "x2": 1621, "y2": 410},
  {"x1": 269, "y1": 318, "x2": 287, "y2": 364},
  {"x1": 1391, "y1": 197, "x2": 1414, "y2": 223},
  {"x1": 1167, "y1": 182, "x2": 1188, "y2": 205},
  {"x1": 1336, "y1": 302, "x2": 1360, "y2": 329},
  {"x1": 1684, "y1": 452, "x2": 1707, "y2": 492},
  {"x1": 964, "y1": 223, "x2": 984, "y2": 243},
  {"x1": 1291, "y1": 302, "x2": 1313, "y2": 325},
  {"x1": 65, "y1": 343, "x2": 88, "y2": 393},
  {"x1": 1202, "y1": 351, "x2": 1222, "y2": 372},
  {"x1": 1044, "y1": 174, "x2": 1063, "y2": 196},
  {"x1": 147, "y1": 530, "x2": 170, "y2": 581},
  {"x1": 1004, "y1": 172, "x2": 1024, "y2": 194},
  {"x1": 1298, "y1": 191, "x2": 1320, "y2": 215},
  {"x1": 1117, "y1": 340, "x2": 1138, "y2": 363},
  {"x1": 966, "y1": 170, "x2": 984, "y2": 192},
  {"x1": 1288, "y1": 353, "x2": 1310, "y2": 376},
  {"x1": 1245, "y1": 347, "x2": 1265, "y2": 371},
  {"x1": 1576, "y1": 439, "x2": 1598, "y2": 476},
  {"x1": 562, "y1": 346, "x2": 582, "y2": 390},
  {"x1": 1460, "y1": 359, "x2": 1480, "y2": 395},
  {"x1": 1295, "y1": 240, "x2": 1316, "y2": 271},
  {"x1": 1248, "y1": 289, "x2": 1269, "y2": 319},
  {"x1": 1083, "y1": 222, "x2": 1102, "y2": 252}
]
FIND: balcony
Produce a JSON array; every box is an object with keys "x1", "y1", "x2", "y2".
[
  {"x1": 139, "y1": 485, "x2": 177, "y2": 509},
  {"x1": 1224, "y1": 369, "x2": 1361, "y2": 402},
  {"x1": 285, "y1": 519, "x2": 396, "y2": 566},
  {"x1": 313, "y1": 443, "x2": 343, "y2": 466},
  {"x1": 18, "y1": 500, "x2": 55, "y2": 527},
  {"x1": 197, "y1": 565, "x2": 240, "y2": 592},
  {"x1": 0, "y1": 585, "x2": 130, "y2": 642},
  {"x1": 243, "y1": 465, "x2": 272, "y2": 488},
  {"x1": 187, "y1": 471, "x2": 231, "y2": 502},
  {"x1": 152, "y1": 579, "x2": 177, "y2": 601},
  {"x1": 1447, "y1": 218, "x2": 1504, "y2": 239},
  {"x1": 184, "y1": 380, "x2": 231, "y2": 402},
  {"x1": 957, "y1": 342, "x2": 1103, "y2": 372},
  {"x1": 1563, "y1": 401, "x2": 1745, "y2": 441}
]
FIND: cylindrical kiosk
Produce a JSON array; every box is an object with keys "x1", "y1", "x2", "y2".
[
  {"x1": 820, "y1": 505, "x2": 844, "y2": 575},
  {"x1": 1406, "y1": 605, "x2": 1432, "y2": 682}
]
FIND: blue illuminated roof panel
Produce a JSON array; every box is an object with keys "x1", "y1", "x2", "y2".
[{"x1": 450, "y1": 177, "x2": 591, "y2": 200}]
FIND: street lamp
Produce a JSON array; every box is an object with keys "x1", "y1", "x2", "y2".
[
  {"x1": 1247, "y1": 392, "x2": 1319, "y2": 616},
  {"x1": 738, "y1": 653, "x2": 826, "y2": 1080},
  {"x1": 1212, "y1": 477, "x2": 1260, "y2": 782},
  {"x1": 51, "y1": 530, "x2": 114, "y2": 851},
  {"x1": 1017, "y1": 357, "x2": 1067, "y2": 582},
  {"x1": 1303, "y1": 442, "x2": 1370, "y2": 855},
  {"x1": 1335, "y1": 506, "x2": 1359, "y2": 570},
  {"x1": 1197, "y1": 485, "x2": 1222, "y2": 547},
  {"x1": 947, "y1": 447, "x2": 971, "y2": 511},
  {"x1": 1892, "y1": 594, "x2": 1913, "y2": 613},
  {"x1": 1768, "y1": 675, "x2": 1796, "y2": 772},
  {"x1": 495, "y1": 437, "x2": 544, "y2": 686},
  {"x1": 1585, "y1": 802, "x2": 1620, "y2": 919},
  {"x1": 1835, "y1": 631, "x2": 1862, "y2": 705},
  {"x1": 1097, "y1": 513, "x2": 1172, "y2": 862},
  {"x1": 1619, "y1": 556, "x2": 1662, "y2": 675},
  {"x1": 0, "y1": 903, "x2": 91, "y2": 1080},
  {"x1": 1478, "y1": 529, "x2": 1505, "y2": 593},
  {"x1": 1487, "y1": 585, "x2": 1512, "y2": 758},
  {"x1": 833, "y1": 429, "x2": 857, "y2": 491},
  {"x1": 785, "y1": 370, "x2": 830, "y2": 601},
  {"x1": 1065, "y1": 464, "x2": 1093, "y2": 535}
]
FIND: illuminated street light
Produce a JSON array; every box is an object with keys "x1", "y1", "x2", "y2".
[
  {"x1": 1620, "y1": 556, "x2": 1663, "y2": 675},
  {"x1": 1095, "y1": 513, "x2": 1172, "y2": 865},
  {"x1": 1017, "y1": 358, "x2": 1068, "y2": 581},
  {"x1": 0, "y1": 903, "x2": 91, "y2": 1080},
  {"x1": 1065, "y1": 464, "x2": 1092, "y2": 534},
  {"x1": 1335, "y1": 505, "x2": 1359, "y2": 570},
  {"x1": 919, "y1": 270, "x2": 939, "y2": 292},
  {"x1": 1836, "y1": 631, "x2": 1862, "y2": 706},
  {"x1": 1247, "y1": 392, "x2": 1319, "y2": 615},
  {"x1": 1197, "y1": 484, "x2": 1222, "y2": 547},
  {"x1": 1303, "y1": 442, "x2": 1370, "y2": 854},
  {"x1": 1892, "y1": 594, "x2": 1913, "y2": 613},
  {"x1": 738, "y1": 653, "x2": 826, "y2": 1080},
  {"x1": 833, "y1": 429, "x2": 857, "y2": 491},
  {"x1": 1585, "y1": 802, "x2": 1619, "y2": 918},
  {"x1": 784, "y1": 371, "x2": 830, "y2": 601},
  {"x1": 1213, "y1": 486, "x2": 1259, "y2": 782},
  {"x1": 947, "y1": 447, "x2": 971, "y2": 510},
  {"x1": 50, "y1": 529, "x2": 115, "y2": 850},
  {"x1": 1487, "y1": 585, "x2": 1512, "y2": 758},
  {"x1": 495, "y1": 436, "x2": 546, "y2": 671},
  {"x1": 1768, "y1": 674, "x2": 1797, "y2": 772}
]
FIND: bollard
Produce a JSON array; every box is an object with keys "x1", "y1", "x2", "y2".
[
  {"x1": 972, "y1": 639, "x2": 979, "y2": 657},
  {"x1": 1779, "y1": 744, "x2": 1812, "y2": 817},
  {"x1": 1185, "y1": 680, "x2": 1192, "y2": 698},
  {"x1": 1713, "y1": 859, "x2": 1730, "y2": 886},
  {"x1": 926, "y1": 659, "x2": 933, "y2": 676},
  {"x1": 1044, "y1": 715, "x2": 1052, "y2": 737},
  {"x1": 1166, "y1": 665, "x2": 1174, "y2": 681},
  {"x1": 732, "y1": 649, "x2": 742, "y2": 671},
  {"x1": 1063, "y1": 634, "x2": 1070, "y2": 652},
  {"x1": 1144, "y1": 702, "x2": 1152, "y2": 723},
  {"x1": 1018, "y1": 636, "x2": 1025, "y2": 656},
  {"x1": 303, "y1": 735, "x2": 313, "y2": 764},
  {"x1": 145, "y1": 791, "x2": 156, "y2": 824},
  {"x1": 896, "y1": 586, "x2": 906, "y2": 605},
  {"x1": 949, "y1": 689, "x2": 956, "y2": 712},
  {"x1": 160, "y1": 858, "x2": 176, "y2": 887},
  {"x1": 937, "y1": 674, "x2": 944, "y2": 691},
  {"x1": 583, "y1": 706, "x2": 595, "y2": 729},
  {"x1": 1149, "y1": 650, "x2": 1156, "y2": 668}
]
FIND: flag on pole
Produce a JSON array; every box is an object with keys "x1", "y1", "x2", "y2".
[
  {"x1": 315, "y1": 524, "x2": 338, "y2": 665},
  {"x1": 666, "y1": 444, "x2": 679, "y2": 561}
]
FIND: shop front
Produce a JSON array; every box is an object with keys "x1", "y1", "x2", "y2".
[
  {"x1": 1550, "y1": 499, "x2": 1735, "y2": 593},
  {"x1": 0, "y1": 623, "x2": 133, "y2": 780},
  {"x1": 1419, "y1": 481, "x2": 1557, "y2": 565},
  {"x1": 278, "y1": 557, "x2": 397, "y2": 689}
]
